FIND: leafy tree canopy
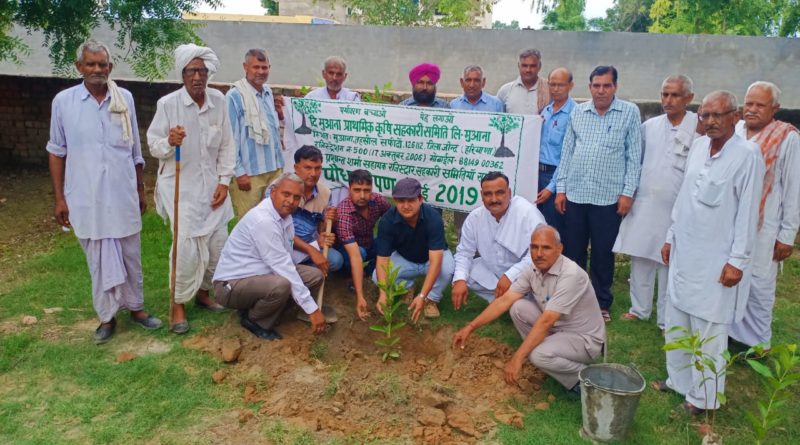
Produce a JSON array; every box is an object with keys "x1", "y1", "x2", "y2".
[
  {"x1": 0, "y1": 0, "x2": 221, "y2": 80},
  {"x1": 492, "y1": 19, "x2": 520, "y2": 29},
  {"x1": 330, "y1": 0, "x2": 492, "y2": 27}
]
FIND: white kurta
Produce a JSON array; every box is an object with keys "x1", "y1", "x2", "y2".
[
  {"x1": 614, "y1": 112, "x2": 698, "y2": 262},
  {"x1": 730, "y1": 121, "x2": 800, "y2": 346},
  {"x1": 148, "y1": 87, "x2": 235, "y2": 237},
  {"x1": 666, "y1": 134, "x2": 764, "y2": 324},
  {"x1": 453, "y1": 196, "x2": 545, "y2": 299}
]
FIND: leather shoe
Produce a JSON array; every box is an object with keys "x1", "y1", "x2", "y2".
[
  {"x1": 240, "y1": 314, "x2": 282, "y2": 340},
  {"x1": 94, "y1": 318, "x2": 116, "y2": 345},
  {"x1": 131, "y1": 314, "x2": 163, "y2": 330},
  {"x1": 195, "y1": 298, "x2": 226, "y2": 312}
]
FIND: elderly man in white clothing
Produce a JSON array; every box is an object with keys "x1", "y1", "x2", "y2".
[
  {"x1": 305, "y1": 56, "x2": 361, "y2": 101},
  {"x1": 614, "y1": 75, "x2": 698, "y2": 328},
  {"x1": 451, "y1": 171, "x2": 545, "y2": 308},
  {"x1": 654, "y1": 91, "x2": 764, "y2": 415},
  {"x1": 47, "y1": 39, "x2": 162, "y2": 344},
  {"x1": 729, "y1": 82, "x2": 800, "y2": 350},
  {"x1": 147, "y1": 44, "x2": 235, "y2": 334}
]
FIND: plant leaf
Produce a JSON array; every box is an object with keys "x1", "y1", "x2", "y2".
[{"x1": 747, "y1": 360, "x2": 774, "y2": 379}]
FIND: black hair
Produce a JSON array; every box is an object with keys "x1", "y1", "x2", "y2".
[
  {"x1": 480, "y1": 171, "x2": 509, "y2": 186},
  {"x1": 589, "y1": 66, "x2": 618, "y2": 85},
  {"x1": 348, "y1": 169, "x2": 372, "y2": 185},
  {"x1": 294, "y1": 145, "x2": 323, "y2": 163}
]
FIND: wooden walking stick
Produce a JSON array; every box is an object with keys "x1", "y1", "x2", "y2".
[
  {"x1": 168, "y1": 144, "x2": 181, "y2": 328},
  {"x1": 298, "y1": 213, "x2": 338, "y2": 323}
]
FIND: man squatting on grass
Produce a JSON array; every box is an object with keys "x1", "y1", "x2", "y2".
[{"x1": 47, "y1": 39, "x2": 162, "y2": 345}]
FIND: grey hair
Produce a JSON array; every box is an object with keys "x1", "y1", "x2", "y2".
[
  {"x1": 323, "y1": 56, "x2": 347, "y2": 72},
  {"x1": 532, "y1": 223, "x2": 561, "y2": 244},
  {"x1": 703, "y1": 90, "x2": 738, "y2": 110},
  {"x1": 746, "y1": 81, "x2": 782, "y2": 106},
  {"x1": 518, "y1": 48, "x2": 542, "y2": 62},
  {"x1": 76, "y1": 39, "x2": 112, "y2": 63},
  {"x1": 244, "y1": 48, "x2": 268, "y2": 62},
  {"x1": 462, "y1": 64, "x2": 483, "y2": 78},
  {"x1": 267, "y1": 172, "x2": 304, "y2": 193},
  {"x1": 662, "y1": 74, "x2": 694, "y2": 95}
]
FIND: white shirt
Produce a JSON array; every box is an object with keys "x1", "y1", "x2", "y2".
[
  {"x1": 46, "y1": 83, "x2": 144, "y2": 240},
  {"x1": 213, "y1": 197, "x2": 318, "y2": 314},
  {"x1": 736, "y1": 120, "x2": 800, "y2": 275},
  {"x1": 305, "y1": 87, "x2": 361, "y2": 102},
  {"x1": 496, "y1": 77, "x2": 537, "y2": 115},
  {"x1": 453, "y1": 196, "x2": 545, "y2": 289},
  {"x1": 666, "y1": 133, "x2": 765, "y2": 323},
  {"x1": 147, "y1": 87, "x2": 235, "y2": 238},
  {"x1": 614, "y1": 112, "x2": 698, "y2": 262}
]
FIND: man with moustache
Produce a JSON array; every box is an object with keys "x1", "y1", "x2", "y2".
[
  {"x1": 213, "y1": 173, "x2": 326, "y2": 340},
  {"x1": 614, "y1": 75, "x2": 699, "y2": 328},
  {"x1": 729, "y1": 82, "x2": 800, "y2": 350},
  {"x1": 399, "y1": 63, "x2": 450, "y2": 108},
  {"x1": 555, "y1": 66, "x2": 642, "y2": 322},
  {"x1": 305, "y1": 56, "x2": 361, "y2": 101},
  {"x1": 148, "y1": 44, "x2": 235, "y2": 334},
  {"x1": 497, "y1": 49, "x2": 550, "y2": 115},
  {"x1": 452, "y1": 172, "x2": 545, "y2": 307},
  {"x1": 227, "y1": 48, "x2": 284, "y2": 218},
  {"x1": 656, "y1": 91, "x2": 764, "y2": 414},
  {"x1": 449, "y1": 65, "x2": 504, "y2": 112},
  {"x1": 47, "y1": 39, "x2": 161, "y2": 344},
  {"x1": 535, "y1": 67, "x2": 576, "y2": 235}
]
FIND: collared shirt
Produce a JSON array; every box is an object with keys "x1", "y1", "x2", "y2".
[
  {"x1": 336, "y1": 193, "x2": 391, "y2": 248},
  {"x1": 305, "y1": 86, "x2": 361, "y2": 102},
  {"x1": 453, "y1": 196, "x2": 544, "y2": 289},
  {"x1": 510, "y1": 255, "x2": 606, "y2": 347},
  {"x1": 399, "y1": 96, "x2": 450, "y2": 108},
  {"x1": 376, "y1": 203, "x2": 447, "y2": 264},
  {"x1": 449, "y1": 92, "x2": 505, "y2": 112},
  {"x1": 293, "y1": 182, "x2": 332, "y2": 243},
  {"x1": 496, "y1": 77, "x2": 538, "y2": 115},
  {"x1": 46, "y1": 83, "x2": 144, "y2": 240},
  {"x1": 226, "y1": 81, "x2": 283, "y2": 177},
  {"x1": 555, "y1": 97, "x2": 642, "y2": 205},
  {"x1": 147, "y1": 87, "x2": 235, "y2": 238},
  {"x1": 666, "y1": 134, "x2": 764, "y2": 324},
  {"x1": 540, "y1": 97, "x2": 577, "y2": 192},
  {"x1": 213, "y1": 197, "x2": 318, "y2": 314}
]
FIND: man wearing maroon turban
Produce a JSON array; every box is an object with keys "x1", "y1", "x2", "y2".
[{"x1": 400, "y1": 63, "x2": 450, "y2": 108}]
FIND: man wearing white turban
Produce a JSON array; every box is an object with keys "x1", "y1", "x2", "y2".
[{"x1": 147, "y1": 44, "x2": 235, "y2": 334}]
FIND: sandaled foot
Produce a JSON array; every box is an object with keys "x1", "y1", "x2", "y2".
[
  {"x1": 619, "y1": 312, "x2": 639, "y2": 321},
  {"x1": 424, "y1": 303, "x2": 440, "y2": 318},
  {"x1": 679, "y1": 401, "x2": 706, "y2": 417},
  {"x1": 650, "y1": 380, "x2": 672, "y2": 393}
]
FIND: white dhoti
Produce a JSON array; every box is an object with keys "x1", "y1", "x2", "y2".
[
  {"x1": 78, "y1": 233, "x2": 144, "y2": 323},
  {"x1": 171, "y1": 222, "x2": 228, "y2": 304},
  {"x1": 665, "y1": 303, "x2": 728, "y2": 410},
  {"x1": 629, "y1": 256, "x2": 668, "y2": 327}
]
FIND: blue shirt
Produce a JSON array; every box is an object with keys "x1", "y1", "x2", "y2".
[
  {"x1": 375, "y1": 203, "x2": 447, "y2": 264},
  {"x1": 226, "y1": 82, "x2": 283, "y2": 177},
  {"x1": 449, "y1": 92, "x2": 504, "y2": 112},
  {"x1": 292, "y1": 185, "x2": 330, "y2": 243},
  {"x1": 555, "y1": 97, "x2": 642, "y2": 205},
  {"x1": 540, "y1": 97, "x2": 576, "y2": 192},
  {"x1": 399, "y1": 97, "x2": 450, "y2": 108}
]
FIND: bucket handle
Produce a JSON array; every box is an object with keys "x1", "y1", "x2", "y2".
[{"x1": 583, "y1": 378, "x2": 594, "y2": 389}]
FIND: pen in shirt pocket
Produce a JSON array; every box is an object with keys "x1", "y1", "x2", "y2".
[{"x1": 607, "y1": 125, "x2": 612, "y2": 133}]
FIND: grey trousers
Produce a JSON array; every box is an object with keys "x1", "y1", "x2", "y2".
[
  {"x1": 510, "y1": 298, "x2": 602, "y2": 389},
  {"x1": 214, "y1": 265, "x2": 323, "y2": 329}
]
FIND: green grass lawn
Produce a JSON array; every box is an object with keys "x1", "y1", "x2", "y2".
[{"x1": 0, "y1": 211, "x2": 798, "y2": 444}]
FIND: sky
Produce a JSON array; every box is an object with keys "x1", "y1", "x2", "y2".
[{"x1": 195, "y1": 0, "x2": 616, "y2": 28}]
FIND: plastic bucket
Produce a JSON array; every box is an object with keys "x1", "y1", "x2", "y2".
[{"x1": 579, "y1": 363, "x2": 646, "y2": 442}]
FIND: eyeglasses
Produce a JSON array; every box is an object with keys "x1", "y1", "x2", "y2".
[
  {"x1": 183, "y1": 67, "x2": 209, "y2": 77},
  {"x1": 698, "y1": 109, "x2": 735, "y2": 121}
]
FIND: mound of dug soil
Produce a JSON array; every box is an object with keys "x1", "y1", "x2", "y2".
[{"x1": 184, "y1": 281, "x2": 547, "y2": 444}]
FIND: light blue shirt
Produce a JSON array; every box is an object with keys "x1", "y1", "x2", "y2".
[
  {"x1": 226, "y1": 82, "x2": 284, "y2": 177},
  {"x1": 540, "y1": 97, "x2": 576, "y2": 192},
  {"x1": 305, "y1": 87, "x2": 361, "y2": 101},
  {"x1": 556, "y1": 97, "x2": 642, "y2": 205},
  {"x1": 449, "y1": 92, "x2": 504, "y2": 112}
]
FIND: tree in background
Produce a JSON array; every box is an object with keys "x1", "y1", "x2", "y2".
[
  {"x1": 539, "y1": 0, "x2": 587, "y2": 31},
  {"x1": 0, "y1": 0, "x2": 220, "y2": 80},
  {"x1": 492, "y1": 19, "x2": 520, "y2": 29},
  {"x1": 330, "y1": 0, "x2": 492, "y2": 27},
  {"x1": 260, "y1": 0, "x2": 280, "y2": 15},
  {"x1": 589, "y1": 0, "x2": 654, "y2": 32},
  {"x1": 649, "y1": 0, "x2": 800, "y2": 36}
]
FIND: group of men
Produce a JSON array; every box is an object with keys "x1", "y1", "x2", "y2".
[{"x1": 48, "y1": 39, "x2": 798, "y2": 409}]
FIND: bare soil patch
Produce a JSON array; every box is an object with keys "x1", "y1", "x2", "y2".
[{"x1": 184, "y1": 280, "x2": 547, "y2": 444}]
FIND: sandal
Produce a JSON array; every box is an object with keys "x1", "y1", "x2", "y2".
[
  {"x1": 679, "y1": 401, "x2": 706, "y2": 417},
  {"x1": 601, "y1": 309, "x2": 611, "y2": 323},
  {"x1": 650, "y1": 380, "x2": 672, "y2": 393},
  {"x1": 619, "y1": 312, "x2": 639, "y2": 321}
]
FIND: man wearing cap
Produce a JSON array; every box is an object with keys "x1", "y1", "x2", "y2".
[
  {"x1": 373, "y1": 178, "x2": 455, "y2": 321},
  {"x1": 148, "y1": 43, "x2": 234, "y2": 334},
  {"x1": 399, "y1": 63, "x2": 450, "y2": 108}
]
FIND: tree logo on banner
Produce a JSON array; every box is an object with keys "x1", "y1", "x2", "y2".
[
  {"x1": 489, "y1": 115, "x2": 521, "y2": 158},
  {"x1": 293, "y1": 99, "x2": 321, "y2": 135}
]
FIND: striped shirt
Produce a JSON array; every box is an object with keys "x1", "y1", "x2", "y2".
[
  {"x1": 226, "y1": 82, "x2": 284, "y2": 177},
  {"x1": 555, "y1": 97, "x2": 642, "y2": 205}
]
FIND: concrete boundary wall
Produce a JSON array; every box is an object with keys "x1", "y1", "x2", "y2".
[{"x1": 1, "y1": 22, "x2": 799, "y2": 107}]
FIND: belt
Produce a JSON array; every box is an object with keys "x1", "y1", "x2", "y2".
[{"x1": 538, "y1": 163, "x2": 557, "y2": 172}]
